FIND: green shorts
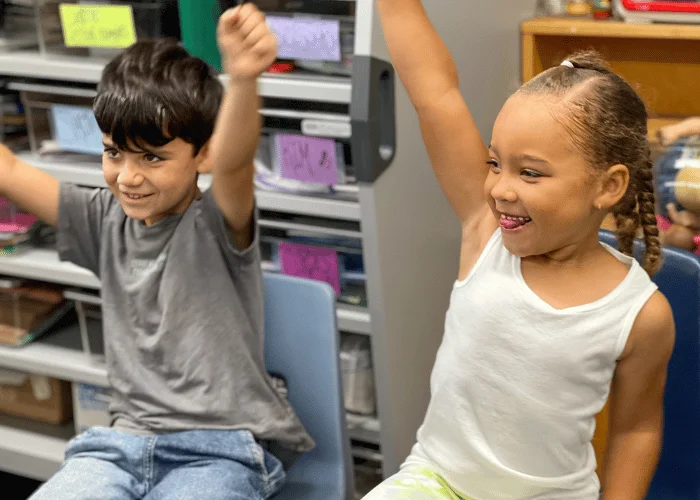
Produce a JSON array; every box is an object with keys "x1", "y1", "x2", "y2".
[{"x1": 362, "y1": 465, "x2": 473, "y2": 500}]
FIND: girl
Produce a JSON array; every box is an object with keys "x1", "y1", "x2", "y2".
[{"x1": 368, "y1": 1, "x2": 676, "y2": 499}]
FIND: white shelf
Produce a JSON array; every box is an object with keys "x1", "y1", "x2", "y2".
[
  {"x1": 0, "y1": 336, "x2": 108, "y2": 387},
  {"x1": 0, "y1": 247, "x2": 100, "y2": 289},
  {"x1": 19, "y1": 153, "x2": 107, "y2": 187},
  {"x1": 346, "y1": 413, "x2": 381, "y2": 445},
  {"x1": 18, "y1": 152, "x2": 212, "y2": 192},
  {"x1": 0, "y1": 416, "x2": 71, "y2": 481},
  {"x1": 0, "y1": 51, "x2": 107, "y2": 83},
  {"x1": 337, "y1": 304, "x2": 372, "y2": 335},
  {"x1": 0, "y1": 51, "x2": 352, "y2": 103},
  {"x1": 255, "y1": 189, "x2": 361, "y2": 221},
  {"x1": 21, "y1": 153, "x2": 362, "y2": 221}
]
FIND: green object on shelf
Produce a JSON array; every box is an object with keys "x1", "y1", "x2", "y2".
[{"x1": 178, "y1": 0, "x2": 222, "y2": 71}]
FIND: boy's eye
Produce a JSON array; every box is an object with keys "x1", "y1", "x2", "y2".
[
  {"x1": 104, "y1": 149, "x2": 120, "y2": 159},
  {"x1": 144, "y1": 154, "x2": 162, "y2": 163}
]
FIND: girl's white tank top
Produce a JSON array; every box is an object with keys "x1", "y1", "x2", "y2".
[{"x1": 407, "y1": 230, "x2": 658, "y2": 499}]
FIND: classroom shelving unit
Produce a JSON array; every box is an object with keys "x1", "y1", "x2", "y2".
[{"x1": 0, "y1": 0, "x2": 537, "y2": 488}]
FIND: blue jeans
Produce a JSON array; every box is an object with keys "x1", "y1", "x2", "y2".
[{"x1": 29, "y1": 427, "x2": 285, "y2": 500}]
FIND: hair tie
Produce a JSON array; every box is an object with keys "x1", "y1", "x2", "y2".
[{"x1": 560, "y1": 60, "x2": 575, "y2": 69}]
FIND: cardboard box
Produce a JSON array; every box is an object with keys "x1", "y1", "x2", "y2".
[{"x1": 0, "y1": 370, "x2": 73, "y2": 424}]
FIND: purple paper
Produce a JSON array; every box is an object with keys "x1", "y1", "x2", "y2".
[
  {"x1": 277, "y1": 134, "x2": 338, "y2": 185},
  {"x1": 279, "y1": 242, "x2": 341, "y2": 295},
  {"x1": 266, "y1": 16, "x2": 341, "y2": 62}
]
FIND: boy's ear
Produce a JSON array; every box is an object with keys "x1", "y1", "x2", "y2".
[
  {"x1": 595, "y1": 164, "x2": 630, "y2": 210},
  {"x1": 195, "y1": 141, "x2": 213, "y2": 174}
]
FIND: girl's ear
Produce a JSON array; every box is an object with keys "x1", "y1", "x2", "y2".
[{"x1": 595, "y1": 164, "x2": 629, "y2": 211}]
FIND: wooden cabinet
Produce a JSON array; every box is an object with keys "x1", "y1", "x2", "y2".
[{"x1": 521, "y1": 17, "x2": 700, "y2": 142}]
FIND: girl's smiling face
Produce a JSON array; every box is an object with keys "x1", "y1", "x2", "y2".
[{"x1": 484, "y1": 93, "x2": 609, "y2": 259}]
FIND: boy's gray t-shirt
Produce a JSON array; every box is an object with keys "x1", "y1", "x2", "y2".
[{"x1": 57, "y1": 183, "x2": 314, "y2": 454}]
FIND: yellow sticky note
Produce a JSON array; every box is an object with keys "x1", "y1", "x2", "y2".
[{"x1": 59, "y1": 4, "x2": 137, "y2": 49}]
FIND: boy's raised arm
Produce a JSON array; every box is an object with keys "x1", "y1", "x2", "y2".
[
  {"x1": 0, "y1": 144, "x2": 59, "y2": 226},
  {"x1": 209, "y1": 4, "x2": 277, "y2": 249}
]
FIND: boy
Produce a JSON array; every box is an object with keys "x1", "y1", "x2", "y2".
[{"x1": 0, "y1": 5, "x2": 313, "y2": 499}]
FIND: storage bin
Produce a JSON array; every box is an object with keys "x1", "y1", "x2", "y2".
[
  {"x1": 0, "y1": 277, "x2": 72, "y2": 346},
  {"x1": 255, "y1": 132, "x2": 357, "y2": 199},
  {"x1": 340, "y1": 334, "x2": 375, "y2": 416},
  {"x1": 259, "y1": 218, "x2": 366, "y2": 305},
  {"x1": 36, "y1": 0, "x2": 180, "y2": 57},
  {"x1": 182, "y1": 0, "x2": 356, "y2": 76},
  {"x1": 11, "y1": 81, "x2": 102, "y2": 160},
  {"x1": 0, "y1": 369, "x2": 73, "y2": 424}
]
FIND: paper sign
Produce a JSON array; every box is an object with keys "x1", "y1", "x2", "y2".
[
  {"x1": 279, "y1": 242, "x2": 341, "y2": 294},
  {"x1": 59, "y1": 4, "x2": 137, "y2": 48},
  {"x1": 51, "y1": 104, "x2": 104, "y2": 156},
  {"x1": 266, "y1": 16, "x2": 341, "y2": 62},
  {"x1": 277, "y1": 134, "x2": 338, "y2": 185}
]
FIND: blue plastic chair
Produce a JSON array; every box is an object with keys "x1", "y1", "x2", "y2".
[
  {"x1": 263, "y1": 273, "x2": 355, "y2": 500},
  {"x1": 599, "y1": 231, "x2": 700, "y2": 500}
]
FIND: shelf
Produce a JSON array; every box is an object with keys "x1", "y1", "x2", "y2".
[
  {"x1": 0, "y1": 415, "x2": 72, "y2": 481},
  {"x1": 337, "y1": 304, "x2": 372, "y2": 335},
  {"x1": 20, "y1": 153, "x2": 362, "y2": 221},
  {"x1": 17, "y1": 152, "x2": 212, "y2": 192},
  {"x1": 0, "y1": 322, "x2": 108, "y2": 386},
  {"x1": 0, "y1": 51, "x2": 107, "y2": 83},
  {"x1": 0, "y1": 51, "x2": 352, "y2": 103},
  {"x1": 521, "y1": 17, "x2": 700, "y2": 40},
  {"x1": 346, "y1": 413, "x2": 381, "y2": 445},
  {"x1": 0, "y1": 247, "x2": 100, "y2": 290},
  {"x1": 18, "y1": 153, "x2": 106, "y2": 187},
  {"x1": 255, "y1": 189, "x2": 361, "y2": 221}
]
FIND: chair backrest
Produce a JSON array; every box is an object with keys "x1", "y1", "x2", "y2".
[
  {"x1": 263, "y1": 273, "x2": 354, "y2": 500},
  {"x1": 599, "y1": 231, "x2": 700, "y2": 499}
]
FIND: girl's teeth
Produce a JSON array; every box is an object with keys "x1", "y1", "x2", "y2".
[{"x1": 501, "y1": 214, "x2": 530, "y2": 222}]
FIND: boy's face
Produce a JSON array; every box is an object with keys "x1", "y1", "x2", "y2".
[{"x1": 102, "y1": 135, "x2": 211, "y2": 226}]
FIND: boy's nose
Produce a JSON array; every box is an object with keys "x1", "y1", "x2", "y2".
[{"x1": 117, "y1": 163, "x2": 144, "y2": 186}]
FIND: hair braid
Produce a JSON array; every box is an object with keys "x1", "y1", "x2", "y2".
[
  {"x1": 637, "y1": 149, "x2": 662, "y2": 275},
  {"x1": 612, "y1": 191, "x2": 639, "y2": 258}
]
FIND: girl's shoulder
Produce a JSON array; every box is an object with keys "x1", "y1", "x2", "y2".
[{"x1": 620, "y1": 290, "x2": 675, "y2": 361}]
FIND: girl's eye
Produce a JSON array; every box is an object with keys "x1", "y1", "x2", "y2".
[
  {"x1": 521, "y1": 170, "x2": 542, "y2": 179},
  {"x1": 144, "y1": 154, "x2": 162, "y2": 163},
  {"x1": 487, "y1": 160, "x2": 500, "y2": 171},
  {"x1": 104, "y1": 150, "x2": 120, "y2": 159}
]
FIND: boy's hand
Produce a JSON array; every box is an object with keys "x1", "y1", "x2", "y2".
[{"x1": 218, "y1": 4, "x2": 278, "y2": 82}]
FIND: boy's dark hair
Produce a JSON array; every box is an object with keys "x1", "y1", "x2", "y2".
[
  {"x1": 519, "y1": 50, "x2": 661, "y2": 275},
  {"x1": 94, "y1": 39, "x2": 223, "y2": 156}
]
